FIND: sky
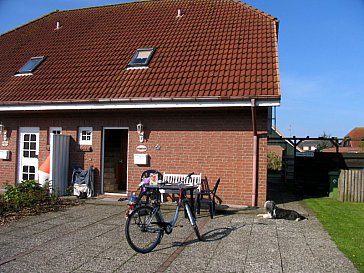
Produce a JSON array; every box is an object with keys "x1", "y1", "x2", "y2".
[{"x1": 0, "y1": 0, "x2": 364, "y2": 138}]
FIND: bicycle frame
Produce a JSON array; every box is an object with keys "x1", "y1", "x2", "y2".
[
  {"x1": 165, "y1": 193, "x2": 188, "y2": 229},
  {"x1": 125, "y1": 174, "x2": 202, "y2": 253},
  {"x1": 146, "y1": 188, "x2": 192, "y2": 233},
  {"x1": 148, "y1": 188, "x2": 183, "y2": 228}
]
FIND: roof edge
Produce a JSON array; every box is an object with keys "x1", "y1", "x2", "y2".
[
  {"x1": 273, "y1": 18, "x2": 281, "y2": 98},
  {"x1": 56, "y1": 0, "x2": 144, "y2": 14},
  {"x1": 0, "y1": 11, "x2": 59, "y2": 36},
  {"x1": 0, "y1": 0, "x2": 144, "y2": 36},
  {"x1": 0, "y1": 97, "x2": 280, "y2": 112},
  {"x1": 0, "y1": 95, "x2": 280, "y2": 105},
  {"x1": 239, "y1": 1, "x2": 278, "y2": 22}
]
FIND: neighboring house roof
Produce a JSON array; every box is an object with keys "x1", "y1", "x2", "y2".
[
  {"x1": 297, "y1": 140, "x2": 321, "y2": 149},
  {"x1": 322, "y1": 147, "x2": 363, "y2": 153},
  {"x1": 344, "y1": 127, "x2": 364, "y2": 148},
  {"x1": 268, "y1": 127, "x2": 304, "y2": 153},
  {"x1": 0, "y1": 0, "x2": 280, "y2": 111}
]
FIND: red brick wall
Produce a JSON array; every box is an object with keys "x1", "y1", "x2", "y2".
[
  {"x1": 0, "y1": 126, "x2": 17, "y2": 186},
  {"x1": 0, "y1": 107, "x2": 268, "y2": 206}
]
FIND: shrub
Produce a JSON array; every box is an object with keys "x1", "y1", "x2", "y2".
[
  {"x1": 1, "y1": 180, "x2": 56, "y2": 214},
  {"x1": 267, "y1": 151, "x2": 282, "y2": 171}
]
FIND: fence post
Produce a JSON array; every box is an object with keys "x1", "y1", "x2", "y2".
[{"x1": 338, "y1": 169, "x2": 342, "y2": 202}]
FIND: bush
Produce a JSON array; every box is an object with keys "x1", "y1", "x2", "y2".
[
  {"x1": 267, "y1": 151, "x2": 282, "y2": 171},
  {"x1": 1, "y1": 180, "x2": 56, "y2": 215}
]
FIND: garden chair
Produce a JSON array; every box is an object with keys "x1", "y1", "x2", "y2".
[
  {"x1": 196, "y1": 178, "x2": 220, "y2": 219},
  {"x1": 140, "y1": 170, "x2": 163, "y2": 182},
  {"x1": 72, "y1": 166, "x2": 94, "y2": 198}
]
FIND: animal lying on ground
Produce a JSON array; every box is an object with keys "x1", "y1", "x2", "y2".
[{"x1": 257, "y1": 200, "x2": 307, "y2": 221}]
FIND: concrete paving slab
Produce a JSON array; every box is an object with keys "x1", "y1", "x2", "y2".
[
  {"x1": 0, "y1": 259, "x2": 49, "y2": 273},
  {"x1": 116, "y1": 251, "x2": 170, "y2": 273},
  {"x1": 0, "y1": 200, "x2": 359, "y2": 273}
]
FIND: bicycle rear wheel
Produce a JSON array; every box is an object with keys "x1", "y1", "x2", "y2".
[
  {"x1": 184, "y1": 202, "x2": 203, "y2": 241},
  {"x1": 125, "y1": 206, "x2": 163, "y2": 253}
]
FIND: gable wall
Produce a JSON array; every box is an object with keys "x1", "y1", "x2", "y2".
[{"x1": 0, "y1": 107, "x2": 268, "y2": 206}]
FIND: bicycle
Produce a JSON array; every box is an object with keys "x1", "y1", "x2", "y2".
[{"x1": 125, "y1": 173, "x2": 203, "y2": 253}]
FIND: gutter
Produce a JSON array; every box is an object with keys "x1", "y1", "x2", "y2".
[
  {"x1": 0, "y1": 97, "x2": 280, "y2": 112},
  {"x1": 250, "y1": 98, "x2": 258, "y2": 207}
]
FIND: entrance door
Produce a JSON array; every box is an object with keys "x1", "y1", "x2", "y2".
[
  {"x1": 103, "y1": 129, "x2": 128, "y2": 193},
  {"x1": 18, "y1": 127, "x2": 40, "y2": 182}
]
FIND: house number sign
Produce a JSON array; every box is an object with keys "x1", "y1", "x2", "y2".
[{"x1": 136, "y1": 145, "x2": 147, "y2": 152}]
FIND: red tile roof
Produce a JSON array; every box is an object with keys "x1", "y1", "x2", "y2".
[
  {"x1": 344, "y1": 127, "x2": 364, "y2": 148},
  {"x1": 322, "y1": 147, "x2": 364, "y2": 153},
  {"x1": 0, "y1": 0, "x2": 280, "y2": 105}
]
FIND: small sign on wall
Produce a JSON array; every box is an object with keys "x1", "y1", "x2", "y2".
[
  {"x1": 0, "y1": 150, "x2": 10, "y2": 160},
  {"x1": 134, "y1": 154, "x2": 149, "y2": 165},
  {"x1": 136, "y1": 145, "x2": 147, "y2": 152}
]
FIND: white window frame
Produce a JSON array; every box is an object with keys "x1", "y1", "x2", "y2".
[
  {"x1": 78, "y1": 127, "x2": 93, "y2": 145},
  {"x1": 18, "y1": 127, "x2": 40, "y2": 182},
  {"x1": 49, "y1": 127, "x2": 62, "y2": 144}
]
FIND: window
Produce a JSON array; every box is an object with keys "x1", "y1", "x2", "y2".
[
  {"x1": 49, "y1": 127, "x2": 62, "y2": 144},
  {"x1": 22, "y1": 165, "x2": 36, "y2": 181},
  {"x1": 23, "y1": 133, "x2": 38, "y2": 158},
  {"x1": 17, "y1": 56, "x2": 46, "y2": 74},
  {"x1": 78, "y1": 127, "x2": 92, "y2": 145},
  {"x1": 128, "y1": 48, "x2": 155, "y2": 67}
]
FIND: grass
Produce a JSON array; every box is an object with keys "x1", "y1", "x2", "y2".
[{"x1": 304, "y1": 197, "x2": 364, "y2": 273}]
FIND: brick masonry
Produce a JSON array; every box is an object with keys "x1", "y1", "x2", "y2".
[{"x1": 0, "y1": 107, "x2": 268, "y2": 206}]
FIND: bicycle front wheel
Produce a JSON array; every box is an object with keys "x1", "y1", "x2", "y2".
[
  {"x1": 125, "y1": 206, "x2": 163, "y2": 253},
  {"x1": 184, "y1": 202, "x2": 203, "y2": 241}
]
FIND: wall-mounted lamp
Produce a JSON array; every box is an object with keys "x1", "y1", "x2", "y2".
[
  {"x1": 136, "y1": 121, "x2": 144, "y2": 143},
  {"x1": 0, "y1": 122, "x2": 8, "y2": 146}
]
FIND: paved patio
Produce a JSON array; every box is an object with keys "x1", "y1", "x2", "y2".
[{"x1": 0, "y1": 198, "x2": 358, "y2": 273}]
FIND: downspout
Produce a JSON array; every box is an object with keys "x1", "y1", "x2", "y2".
[{"x1": 251, "y1": 99, "x2": 258, "y2": 207}]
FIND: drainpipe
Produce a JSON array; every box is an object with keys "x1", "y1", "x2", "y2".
[{"x1": 251, "y1": 99, "x2": 258, "y2": 207}]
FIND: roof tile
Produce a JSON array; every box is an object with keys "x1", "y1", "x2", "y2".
[{"x1": 0, "y1": 0, "x2": 280, "y2": 104}]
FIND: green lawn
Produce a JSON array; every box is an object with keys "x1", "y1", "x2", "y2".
[{"x1": 304, "y1": 197, "x2": 364, "y2": 273}]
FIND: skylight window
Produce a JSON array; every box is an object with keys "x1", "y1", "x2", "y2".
[
  {"x1": 17, "y1": 56, "x2": 46, "y2": 74},
  {"x1": 128, "y1": 48, "x2": 155, "y2": 67}
]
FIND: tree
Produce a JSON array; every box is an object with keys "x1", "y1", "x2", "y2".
[
  {"x1": 316, "y1": 132, "x2": 334, "y2": 151},
  {"x1": 359, "y1": 140, "x2": 364, "y2": 151}
]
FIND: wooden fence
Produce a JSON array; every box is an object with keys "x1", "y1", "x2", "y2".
[{"x1": 338, "y1": 170, "x2": 364, "y2": 202}]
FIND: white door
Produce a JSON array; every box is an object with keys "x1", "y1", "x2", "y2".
[{"x1": 18, "y1": 127, "x2": 40, "y2": 182}]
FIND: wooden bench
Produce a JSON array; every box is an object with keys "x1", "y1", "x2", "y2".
[{"x1": 160, "y1": 173, "x2": 202, "y2": 202}]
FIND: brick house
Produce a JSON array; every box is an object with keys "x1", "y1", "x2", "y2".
[
  {"x1": 0, "y1": 0, "x2": 280, "y2": 207},
  {"x1": 343, "y1": 127, "x2": 364, "y2": 150}
]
